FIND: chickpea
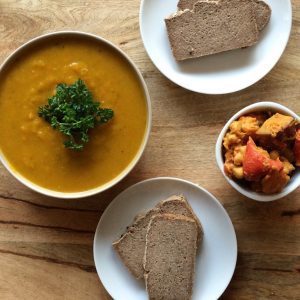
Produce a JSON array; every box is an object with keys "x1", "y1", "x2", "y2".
[
  {"x1": 228, "y1": 133, "x2": 238, "y2": 143},
  {"x1": 240, "y1": 116, "x2": 259, "y2": 133},
  {"x1": 229, "y1": 121, "x2": 241, "y2": 133},
  {"x1": 240, "y1": 146, "x2": 246, "y2": 155},
  {"x1": 234, "y1": 146, "x2": 246, "y2": 164},
  {"x1": 234, "y1": 151, "x2": 244, "y2": 166},
  {"x1": 233, "y1": 167, "x2": 244, "y2": 179},
  {"x1": 223, "y1": 132, "x2": 240, "y2": 150}
]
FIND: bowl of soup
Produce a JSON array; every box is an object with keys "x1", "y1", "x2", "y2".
[{"x1": 0, "y1": 31, "x2": 151, "y2": 198}]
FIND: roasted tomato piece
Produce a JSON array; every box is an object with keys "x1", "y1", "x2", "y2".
[
  {"x1": 294, "y1": 129, "x2": 300, "y2": 167},
  {"x1": 243, "y1": 138, "x2": 283, "y2": 181}
]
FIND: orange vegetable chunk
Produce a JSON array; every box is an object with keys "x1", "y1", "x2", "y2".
[
  {"x1": 256, "y1": 113, "x2": 294, "y2": 137},
  {"x1": 243, "y1": 137, "x2": 283, "y2": 181},
  {"x1": 261, "y1": 170, "x2": 290, "y2": 194}
]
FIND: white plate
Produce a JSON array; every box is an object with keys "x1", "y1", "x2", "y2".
[
  {"x1": 93, "y1": 177, "x2": 237, "y2": 300},
  {"x1": 139, "y1": 0, "x2": 292, "y2": 94}
]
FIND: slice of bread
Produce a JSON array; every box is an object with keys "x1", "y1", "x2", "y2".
[
  {"x1": 165, "y1": 0, "x2": 259, "y2": 61},
  {"x1": 113, "y1": 208, "x2": 160, "y2": 279},
  {"x1": 155, "y1": 195, "x2": 203, "y2": 244},
  {"x1": 144, "y1": 214, "x2": 198, "y2": 300},
  {"x1": 112, "y1": 195, "x2": 202, "y2": 279},
  {"x1": 177, "y1": 0, "x2": 271, "y2": 31},
  {"x1": 253, "y1": 0, "x2": 271, "y2": 31}
]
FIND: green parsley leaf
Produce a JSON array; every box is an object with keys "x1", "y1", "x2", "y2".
[{"x1": 38, "y1": 79, "x2": 114, "y2": 151}]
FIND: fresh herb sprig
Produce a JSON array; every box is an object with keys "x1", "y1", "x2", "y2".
[{"x1": 38, "y1": 79, "x2": 114, "y2": 151}]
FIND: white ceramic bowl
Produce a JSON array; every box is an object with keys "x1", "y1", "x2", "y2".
[
  {"x1": 0, "y1": 31, "x2": 152, "y2": 199},
  {"x1": 216, "y1": 102, "x2": 300, "y2": 201}
]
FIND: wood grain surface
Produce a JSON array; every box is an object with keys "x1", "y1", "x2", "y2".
[{"x1": 0, "y1": 1, "x2": 299, "y2": 299}]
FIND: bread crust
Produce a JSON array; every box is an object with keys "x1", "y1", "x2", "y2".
[{"x1": 177, "y1": 0, "x2": 271, "y2": 31}]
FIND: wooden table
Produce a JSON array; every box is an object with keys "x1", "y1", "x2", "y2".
[{"x1": 0, "y1": 1, "x2": 299, "y2": 299}]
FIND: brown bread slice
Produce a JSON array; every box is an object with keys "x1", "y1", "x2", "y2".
[
  {"x1": 177, "y1": 0, "x2": 271, "y2": 31},
  {"x1": 144, "y1": 214, "x2": 198, "y2": 300},
  {"x1": 253, "y1": 0, "x2": 271, "y2": 31},
  {"x1": 112, "y1": 195, "x2": 202, "y2": 279},
  {"x1": 113, "y1": 207, "x2": 160, "y2": 279},
  {"x1": 165, "y1": 0, "x2": 259, "y2": 61},
  {"x1": 156, "y1": 195, "x2": 203, "y2": 244}
]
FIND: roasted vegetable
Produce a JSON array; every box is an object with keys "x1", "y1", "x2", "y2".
[
  {"x1": 243, "y1": 138, "x2": 283, "y2": 181},
  {"x1": 261, "y1": 170, "x2": 289, "y2": 194},
  {"x1": 223, "y1": 111, "x2": 298, "y2": 194},
  {"x1": 256, "y1": 113, "x2": 294, "y2": 137}
]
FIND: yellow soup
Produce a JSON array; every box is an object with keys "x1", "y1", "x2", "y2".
[{"x1": 0, "y1": 36, "x2": 148, "y2": 193}]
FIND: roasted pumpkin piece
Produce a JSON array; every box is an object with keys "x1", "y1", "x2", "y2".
[
  {"x1": 294, "y1": 129, "x2": 300, "y2": 166},
  {"x1": 261, "y1": 170, "x2": 290, "y2": 194},
  {"x1": 256, "y1": 113, "x2": 294, "y2": 137},
  {"x1": 243, "y1": 137, "x2": 283, "y2": 181}
]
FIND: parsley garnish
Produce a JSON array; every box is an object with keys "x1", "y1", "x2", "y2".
[{"x1": 38, "y1": 79, "x2": 114, "y2": 151}]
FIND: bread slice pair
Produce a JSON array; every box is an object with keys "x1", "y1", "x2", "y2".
[
  {"x1": 165, "y1": 0, "x2": 271, "y2": 61},
  {"x1": 144, "y1": 213, "x2": 198, "y2": 300},
  {"x1": 112, "y1": 195, "x2": 203, "y2": 280}
]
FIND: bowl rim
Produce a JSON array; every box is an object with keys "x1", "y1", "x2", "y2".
[
  {"x1": 0, "y1": 30, "x2": 152, "y2": 199},
  {"x1": 215, "y1": 101, "x2": 300, "y2": 202}
]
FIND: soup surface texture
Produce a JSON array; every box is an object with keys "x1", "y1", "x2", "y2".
[{"x1": 0, "y1": 37, "x2": 147, "y2": 192}]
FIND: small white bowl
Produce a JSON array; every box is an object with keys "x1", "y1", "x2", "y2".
[
  {"x1": 0, "y1": 31, "x2": 152, "y2": 199},
  {"x1": 216, "y1": 102, "x2": 300, "y2": 202}
]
